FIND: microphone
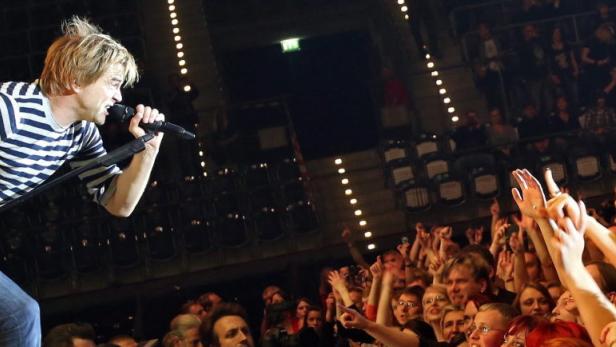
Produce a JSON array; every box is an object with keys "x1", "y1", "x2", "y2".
[{"x1": 107, "y1": 104, "x2": 196, "y2": 140}]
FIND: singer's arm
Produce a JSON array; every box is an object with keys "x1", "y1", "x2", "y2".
[{"x1": 103, "y1": 105, "x2": 164, "y2": 217}]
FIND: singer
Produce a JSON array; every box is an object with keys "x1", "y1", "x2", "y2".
[{"x1": 0, "y1": 17, "x2": 164, "y2": 345}]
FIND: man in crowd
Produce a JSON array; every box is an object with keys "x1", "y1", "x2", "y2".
[{"x1": 200, "y1": 303, "x2": 254, "y2": 347}]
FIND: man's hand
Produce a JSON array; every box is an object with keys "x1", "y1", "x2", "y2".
[
  {"x1": 328, "y1": 270, "x2": 347, "y2": 292},
  {"x1": 339, "y1": 305, "x2": 370, "y2": 329},
  {"x1": 548, "y1": 200, "x2": 588, "y2": 274},
  {"x1": 129, "y1": 104, "x2": 164, "y2": 152}
]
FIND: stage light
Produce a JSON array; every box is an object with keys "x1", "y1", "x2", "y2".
[
  {"x1": 436, "y1": 79, "x2": 443, "y2": 86},
  {"x1": 427, "y1": 62, "x2": 434, "y2": 68},
  {"x1": 397, "y1": 0, "x2": 404, "y2": 4},
  {"x1": 173, "y1": 27, "x2": 180, "y2": 34},
  {"x1": 170, "y1": 12, "x2": 177, "y2": 18},
  {"x1": 401, "y1": 6, "x2": 408, "y2": 12},
  {"x1": 367, "y1": 243, "x2": 376, "y2": 250},
  {"x1": 350, "y1": 198, "x2": 357, "y2": 205},
  {"x1": 345, "y1": 189, "x2": 353, "y2": 195},
  {"x1": 177, "y1": 51, "x2": 184, "y2": 58},
  {"x1": 452, "y1": 116, "x2": 460, "y2": 122},
  {"x1": 168, "y1": 0, "x2": 174, "y2": 3},
  {"x1": 174, "y1": 35, "x2": 181, "y2": 41},
  {"x1": 354, "y1": 209, "x2": 362, "y2": 216},
  {"x1": 431, "y1": 71, "x2": 439, "y2": 77},
  {"x1": 425, "y1": 53, "x2": 431, "y2": 60},
  {"x1": 183, "y1": 85, "x2": 191, "y2": 92},
  {"x1": 444, "y1": 97, "x2": 451, "y2": 104},
  {"x1": 338, "y1": 168, "x2": 346, "y2": 174},
  {"x1": 359, "y1": 220, "x2": 367, "y2": 226},
  {"x1": 180, "y1": 68, "x2": 188, "y2": 74},
  {"x1": 176, "y1": 43, "x2": 183, "y2": 49},
  {"x1": 178, "y1": 59, "x2": 186, "y2": 66},
  {"x1": 448, "y1": 107, "x2": 456, "y2": 113},
  {"x1": 169, "y1": 5, "x2": 175, "y2": 11},
  {"x1": 335, "y1": 158, "x2": 342, "y2": 165},
  {"x1": 439, "y1": 88, "x2": 446, "y2": 95},
  {"x1": 341, "y1": 178, "x2": 349, "y2": 185},
  {"x1": 404, "y1": 14, "x2": 409, "y2": 20},
  {"x1": 172, "y1": 19, "x2": 179, "y2": 25},
  {"x1": 364, "y1": 231, "x2": 372, "y2": 238}
]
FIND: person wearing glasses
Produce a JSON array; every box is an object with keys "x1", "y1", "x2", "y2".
[
  {"x1": 467, "y1": 303, "x2": 517, "y2": 347},
  {"x1": 393, "y1": 286, "x2": 425, "y2": 326},
  {"x1": 422, "y1": 285, "x2": 451, "y2": 341}
]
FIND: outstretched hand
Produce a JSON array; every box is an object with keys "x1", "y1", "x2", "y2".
[
  {"x1": 338, "y1": 304, "x2": 371, "y2": 330},
  {"x1": 547, "y1": 200, "x2": 588, "y2": 274},
  {"x1": 511, "y1": 169, "x2": 548, "y2": 219}
]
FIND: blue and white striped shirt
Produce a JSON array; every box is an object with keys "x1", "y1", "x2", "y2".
[{"x1": 0, "y1": 81, "x2": 120, "y2": 207}]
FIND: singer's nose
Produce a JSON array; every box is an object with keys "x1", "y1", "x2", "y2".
[{"x1": 113, "y1": 88, "x2": 123, "y2": 103}]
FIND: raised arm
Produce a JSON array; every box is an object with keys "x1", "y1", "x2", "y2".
[
  {"x1": 342, "y1": 226, "x2": 370, "y2": 269},
  {"x1": 376, "y1": 271, "x2": 395, "y2": 326},
  {"x1": 339, "y1": 305, "x2": 420, "y2": 347}
]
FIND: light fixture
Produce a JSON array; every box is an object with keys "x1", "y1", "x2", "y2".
[
  {"x1": 425, "y1": 53, "x2": 431, "y2": 60},
  {"x1": 436, "y1": 79, "x2": 443, "y2": 86},
  {"x1": 341, "y1": 178, "x2": 349, "y2": 185},
  {"x1": 176, "y1": 43, "x2": 183, "y2": 49},
  {"x1": 338, "y1": 168, "x2": 346, "y2": 174},
  {"x1": 444, "y1": 97, "x2": 451, "y2": 104},
  {"x1": 169, "y1": 5, "x2": 175, "y2": 11},
  {"x1": 404, "y1": 14, "x2": 409, "y2": 20},
  {"x1": 397, "y1": 0, "x2": 404, "y2": 4},
  {"x1": 359, "y1": 220, "x2": 367, "y2": 226},
  {"x1": 367, "y1": 243, "x2": 376, "y2": 250},
  {"x1": 180, "y1": 68, "x2": 188, "y2": 74},
  {"x1": 168, "y1": 0, "x2": 174, "y2": 3},
  {"x1": 354, "y1": 209, "x2": 362, "y2": 216},
  {"x1": 448, "y1": 107, "x2": 456, "y2": 113},
  {"x1": 174, "y1": 35, "x2": 181, "y2": 41},
  {"x1": 427, "y1": 62, "x2": 435, "y2": 69},
  {"x1": 173, "y1": 27, "x2": 180, "y2": 34},
  {"x1": 170, "y1": 12, "x2": 177, "y2": 18},
  {"x1": 345, "y1": 189, "x2": 353, "y2": 195},
  {"x1": 451, "y1": 116, "x2": 460, "y2": 122},
  {"x1": 364, "y1": 231, "x2": 372, "y2": 238},
  {"x1": 183, "y1": 85, "x2": 191, "y2": 92},
  {"x1": 350, "y1": 198, "x2": 357, "y2": 205},
  {"x1": 401, "y1": 6, "x2": 408, "y2": 12},
  {"x1": 177, "y1": 51, "x2": 184, "y2": 58},
  {"x1": 335, "y1": 158, "x2": 342, "y2": 165},
  {"x1": 431, "y1": 71, "x2": 439, "y2": 77},
  {"x1": 439, "y1": 88, "x2": 447, "y2": 95},
  {"x1": 171, "y1": 19, "x2": 179, "y2": 25},
  {"x1": 178, "y1": 59, "x2": 186, "y2": 66}
]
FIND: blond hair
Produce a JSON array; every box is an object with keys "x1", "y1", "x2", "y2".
[{"x1": 39, "y1": 16, "x2": 139, "y2": 96}]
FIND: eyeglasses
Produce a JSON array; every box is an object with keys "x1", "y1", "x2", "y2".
[
  {"x1": 423, "y1": 295, "x2": 448, "y2": 305},
  {"x1": 398, "y1": 301, "x2": 419, "y2": 308},
  {"x1": 467, "y1": 323, "x2": 503, "y2": 336}
]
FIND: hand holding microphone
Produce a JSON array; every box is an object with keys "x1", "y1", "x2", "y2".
[{"x1": 108, "y1": 104, "x2": 196, "y2": 140}]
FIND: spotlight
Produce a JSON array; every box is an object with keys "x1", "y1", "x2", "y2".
[
  {"x1": 427, "y1": 62, "x2": 435, "y2": 69},
  {"x1": 335, "y1": 158, "x2": 342, "y2": 165},
  {"x1": 180, "y1": 68, "x2": 188, "y2": 74},
  {"x1": 176, "y1": 43, "x2": 183, "y2": 49},
  {"x1": 364, "y1": 231, "x2": 372, "y2": 238},
  {"x1": 354, "y1": 209, "x2": 362, "y2": 216},
  {"x1": 359, "y1": 220, "x2": 367, "y2": 226},
  {"x1": 444, "y1": 97, "x2": 451, "y2": 104},
  {"x1": 341, "y1": 178, "x2": 349, "y2": 185},
  {"x1": 404, "y1": 14, "x2": 409, "y2": 20},
  {"x1": 350, "y1": 198, "x2": 357, "y2": 205},
  {"x1": 171, "y1": 19, "x2": 179, "y2": 25},
  {"x1": 397, "y1": 0, "x2": 404, "y2": 4},
  {"x1": 338, "y1": 168, "x2": 346, "y2": 174},
  {"x1": 367, "y1": 243, "x2": 376, "y2": 250},
  {"x1": 425, "y1": 53, "x2": 431, "y2": 60},
  {"x1": 451, "y1": 116, "x2": 460, "y2": 122},
  {"x1": 431, "y1": 71, "x2": 439, "y2": 77},
  {"x1": 169, "y1": 5, "x2": 175, "y2": 11},
  {"x1": 177, "y1": 51, "x2": 184, "y2": 58},
  {"x1": 439, "y1": 88, "x2": 447, "y2": 95},
  {"x1": 183, "y1": 85, "x2": 191, "y2": 92},
  {"x1": 174, "y1": 35, "x2": 182, "y2": 41},
  {"x1": 345, "y1": 189, "x2": 353, "y2": 195},
  {"x1": 436, "y1": 79, "x2": 443, "y2": 86},
  {"x1": 178, "y1": 59, "x2": 186, "y2": 66},
  {"x1": 170, "y1": 12, "x2": 177, "y2": 19},
  {"x1": 168, "y1": 0, "x2": 174, "y2": 3},
  {"x1": 448, "y1": 107, "x2": 456, "y2": 113},
  {"x1": 173, "y1": 27, "x2": 180, "y2": 34},
  {"x1": 200, "y1": 161, "x2": 205, "y2": 167},
  {"x1": 401, "y1": 6, "x2": 408, "y2": 12}
]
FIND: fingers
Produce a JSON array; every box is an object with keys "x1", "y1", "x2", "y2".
[
  {"x1": 544, "y1": 168, "x2": 561, "y2": 198},
  {"x1": 512, "y1": 188, "x2": 523, "y2": 206}
]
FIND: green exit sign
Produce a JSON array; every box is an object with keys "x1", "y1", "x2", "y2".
[{"x1": 281, "y1": 38, "x2": 300, "y2": 52}]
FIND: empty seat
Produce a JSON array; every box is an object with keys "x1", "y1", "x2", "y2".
[{"x1": 401, "y1": 180, "x2": 431, "y2": 212}]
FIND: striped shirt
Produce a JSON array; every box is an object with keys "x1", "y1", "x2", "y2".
[{"x1": 0, "y1": 81, "x2": 120, "y2": 207}]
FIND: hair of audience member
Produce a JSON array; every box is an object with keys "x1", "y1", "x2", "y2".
[
  {"x1": 200, "y1": 302, "x2": 250, "y2": 346},
  {"x1": 586, "y1": 261, "x2": 616, "y2": 293},
  {"x1": 461, "y1": 245, "x2": 495, "y2": 269},
  {"x1": 505, "y1": 315, "x2": 548, "y2": 338},
  {"x1": 43, "y1": 322, "x2": 96, "y2": 347},
  {"x1": 408, "y1": 268, "x2": 433, "y2": 288},
  {"x1": 541, "y1": 337, "x2": 594, "y2": 347},
  {"x1": 396, "y1": 285, "x2": 425, "y2": 302},
  {"x1": 303, "y1": 305, "x2": 322, "y2": 327},
  {"x1": 39, "y1": 16, "x2": 139, "y2": 97},
  {"x1": 478, "y1": 303, "x2": 518, "y2": 323},
  {"x1": 512, "y1": 282, "x2": 556, "y2": 314},
  {"x1": 439, "y1": 304, "x2": 464, "y2": 330},
  {"x1": 262, "y1": 285, "x2": 283, "y2": 301},
  {"x1": 170, "y1": 313, "x2": 201, "y2": 332},
  {"x1": 442, "y1": 252, "x2": 492, "y2": 289},
  {"x1": 162, "y1": 330, "x2": 184, "y2": 347},
  {"x1": 525, "y1": 321, "x2": 592, "y2": 347},
  {"x1": 197, "y1": 292, "x2": 221, "y2": 311}
]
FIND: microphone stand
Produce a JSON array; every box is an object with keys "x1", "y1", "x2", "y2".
[{"x1": 0, "y1": 133, "x2": 156, "y2": 214}]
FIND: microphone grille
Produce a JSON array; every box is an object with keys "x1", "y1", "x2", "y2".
[{"x1": 108, "y1": 104, "x2": 134, "y2": 122}]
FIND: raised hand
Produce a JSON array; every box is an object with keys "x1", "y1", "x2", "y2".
[
  {"x1": 338, "y1": 305, "x2": 370, "y2": 329},
  {"x1": 396, "y1": 241, "x2": 411, "y2": 258},
  {"x1": 600, "y1": 321, "x2": 616, "y2": 347},
  {"x1": 512, "y1": 213, "x2": 536, "y2": 231},
  {"x1": 546, "y1": 193, "x2": 582, "y2": 228},
  {"x1": 509, "y1": 228, "x2": 525, "y2": 255},
  {"x1": 328, "y1": 270, "x2": 347, "y2": 292},
  {"x1": 511, "y1": 169, "x2": 548, "y2": 219},
  {"x1": 547, "y1": 201, "x2": 588, "y2": 274},
  {"x1": 341, "y1": 225, "x2": 353, "y2": 243},
  {"x1": 497, "y1": 250, "x2": 514, "y2": 281}
]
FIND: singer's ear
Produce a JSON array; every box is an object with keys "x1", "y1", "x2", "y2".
[{"x1": 70, "y1": 80, "x2": 82, "y2": 94}]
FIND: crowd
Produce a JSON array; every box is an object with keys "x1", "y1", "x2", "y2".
[{"x1": 40, "y1": 168, "x2": 616, "y2": 347}]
